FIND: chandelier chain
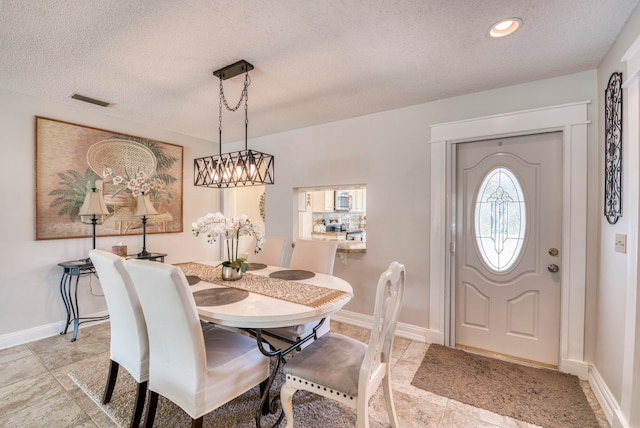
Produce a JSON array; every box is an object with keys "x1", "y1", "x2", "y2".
[
  {"x1": 219, "y1": 72, "x2": 250, "y2": 112},
  {"x1": 218, "y1": 72, "x2": 250, "y2": 145}
]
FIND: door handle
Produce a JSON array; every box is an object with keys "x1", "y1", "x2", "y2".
[{"x1": 547, "y1": 264, "x2": 559, "y2": 273}]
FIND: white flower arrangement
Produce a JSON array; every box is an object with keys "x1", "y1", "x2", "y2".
[{"x1": 192, "y1": 212, "x2": 265, "y2": 271}]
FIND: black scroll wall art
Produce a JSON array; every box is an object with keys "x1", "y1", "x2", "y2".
[{"x1": 604, "y1": 72, "x2": 623, "y2": 224}]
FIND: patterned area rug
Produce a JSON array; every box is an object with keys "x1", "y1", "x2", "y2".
[
  {"x1": 68, "y1": 357, "x2": 365, "y2": 427},
  {"x1": 411, "y1": 344, "x2": 601, "y2": 428}
]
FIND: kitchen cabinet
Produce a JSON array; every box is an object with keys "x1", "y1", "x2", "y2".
[
  {"x1": 298, "y1": 191, "x2": 311, "y2": 212},
  {"x1": 311, "y1": 190, "x2": 335, "y2": 212},
  {"x1": 352, "y1": 188, "x2": 366, "y2": 212}
]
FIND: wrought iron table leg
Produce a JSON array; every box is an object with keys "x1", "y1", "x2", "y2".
[
  {"x1": 247, "y1": 318, "x2": 326, "y2": 428},
  {"x1": 70, "y1": 274, "x2": 81, "y2": 342},
  {"x1": 57, "y1": 262, "x2": 109, "y2": 342},
  {"x1": 59, "y1": 273, "x2": 72, "y2": 336}
]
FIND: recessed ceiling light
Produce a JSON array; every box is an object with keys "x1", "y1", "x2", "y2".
[{"x1": 489, "y1": 18, "x2": 522, "y2": 38}]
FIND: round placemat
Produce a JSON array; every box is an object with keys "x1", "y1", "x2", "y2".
[
  {"x1": 269, "y1": 269, "x2": 316, "y2": 280},
  {"x1": 193, "y1": 288, "x2": 249, "y2": 306},
  {"x1": 246, "y1": 263, "x2": 267, "y2": 271},
  {"x1": 186, "y1": 275, "x2": 201, "y2": 285}
]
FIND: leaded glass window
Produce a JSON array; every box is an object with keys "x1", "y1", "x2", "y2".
[{"x1": 474, "y1": 167, "x2": 526, "y2": 272}]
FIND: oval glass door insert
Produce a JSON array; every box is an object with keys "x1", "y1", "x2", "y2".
[{"x1": 474, "y1": 166, "x2": 526, "y2": 272}]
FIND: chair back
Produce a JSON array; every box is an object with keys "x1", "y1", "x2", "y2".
[
  {"x1": 359, "y1": 261, "x2": 405, "y2": 392},
  {"x1": 124, "y1": 259, "x2": 207, "y2": 398},
  {"x1": 89, "y1": 249, "x2": 149, "y2": 382},
  {"x1": 248, "y1": 236, "x2": 287, "y2": 266},
  {"x1": 290, "y1": 239, "x2": 338, "y2": 275}
]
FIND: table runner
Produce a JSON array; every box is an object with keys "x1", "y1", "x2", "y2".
[{"x1": 175, "y1": 262, "x2": 352, "y2": 310}]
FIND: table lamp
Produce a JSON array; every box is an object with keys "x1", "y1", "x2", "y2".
[
  {"x1": 79, "y1": 186, "x2": 110, "y2": 256},
  {"x1": 134, "y1": 191, "x2": 158, "y2": 257}
]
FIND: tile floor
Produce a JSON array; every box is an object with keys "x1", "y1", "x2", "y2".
[{"x1": 0, "y1": 321, "x2": 609, "y2": 428}]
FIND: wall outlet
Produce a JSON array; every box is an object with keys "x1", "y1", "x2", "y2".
[{"x1": 615, "y1": 233, "x2": 627, "y2": 253}]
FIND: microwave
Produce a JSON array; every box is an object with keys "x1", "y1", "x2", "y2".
[{"x1": 334, "y1": 191, "x2": 353, "y2": 211}]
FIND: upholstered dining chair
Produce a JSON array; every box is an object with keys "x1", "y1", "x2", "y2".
[
  {"x1": 248, "y1": 236, "x2": 287, "y2": 266},
  {"x1": 262, "y1": 239, "x2": 338, "y2": 351},
  {"x1": 280, "y1": 261, "x2": 406, "y2": 428},
  {"x1": 88, "y1": 249, "x2": 149, "y2": 428},
  {"x1": 289, "y1": 239, "x2": 338, "y2": 275},
  {"x1": 124, "y1": 259, "x2": 270, "y2": 428}
]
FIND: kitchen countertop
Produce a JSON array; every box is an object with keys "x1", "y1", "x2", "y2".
[
  {"x1": 294, "y1": 239, "x2": 366, "y2": 254},
  {"x1": 336, "y1": 241, "x2": 366, "y2": 253}
]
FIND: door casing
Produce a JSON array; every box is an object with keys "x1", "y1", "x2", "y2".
[{"x1": 429, "y1": 102, "x2": 590, "y2": 379}]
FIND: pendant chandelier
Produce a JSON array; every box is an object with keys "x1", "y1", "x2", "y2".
[{"x1": 194, "y1": 60, "x2": 275, "y2": 188}]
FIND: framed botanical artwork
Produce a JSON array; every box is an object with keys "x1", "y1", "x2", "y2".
[{"x1": 35, "y1": 116, "x2": 184, "y2": 240}]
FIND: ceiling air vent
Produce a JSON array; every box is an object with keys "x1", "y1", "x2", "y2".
[{"x1": 69, "y1": 93, "x2": 111, "y2": 107}]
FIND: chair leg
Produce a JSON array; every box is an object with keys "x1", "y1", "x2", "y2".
[
  {"x1": 130, "y1": 380, "x2": 147, "y2": 428},
  {"x1": 143, "y1": 391, "x2": 159, "y2": 428},
  {"x1": 382, "y1": 373, "x2": 399, "y2": 428},
  {"x1": 280, "y1": 379, "x2": 298, "y2": 428},
  {"x1": 102, "y1": 360, "x2": 120, "y2": 404},
  {"x1": 191, "y1": 416, "x2": 203, "y2": 428},
  {"x1": 356, "y1": 395, "x2": 370, "y2": 428}
]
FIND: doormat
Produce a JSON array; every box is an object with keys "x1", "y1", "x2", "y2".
[{"x1": 411, "y1": 344, "x2": 601, "y2": 428}]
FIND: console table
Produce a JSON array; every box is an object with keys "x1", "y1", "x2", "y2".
[
  {"x1": 58, "y1": 252, "x2": 167, "y2": 342},
  {"x1": 126, "y1": 252, "x2": 166, "y2": 263}
]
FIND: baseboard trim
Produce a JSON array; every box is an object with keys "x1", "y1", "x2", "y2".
[
  {"x1": 589, "y1": 365, "x2": 628, "y2": 428},
  {"x1": 332, "y1": 309, "x2": 432, "y2": 343},
  {"x1": 0, "y1": 311, "x2": 109, "y2": 350},
  {"x1": 560, "y1": 358, "x2": 590, "y2": 380}
]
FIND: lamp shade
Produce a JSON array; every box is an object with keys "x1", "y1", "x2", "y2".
[
  {"x1": 134, "y1": 193, "x2": 158, "y2": 217},
  {"x1": 79, "y1": 189, "x2": 109, "y2": 216}
]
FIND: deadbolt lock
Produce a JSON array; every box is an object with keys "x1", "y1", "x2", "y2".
[{"x1": 548, "y1": 248, "x2": 559, "y2": 256}]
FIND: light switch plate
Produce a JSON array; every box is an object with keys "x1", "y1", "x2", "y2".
[{"x1": 615, "y1": 233, "x2": 627, "y2": 253}]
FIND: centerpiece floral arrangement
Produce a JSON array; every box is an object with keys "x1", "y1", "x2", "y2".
[{"x1": 192, "y1": 212, "x2": 265, "y2": 273}]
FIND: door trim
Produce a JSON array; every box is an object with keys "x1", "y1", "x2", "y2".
[{"x1": 429, "y1": 101, "x2": 590, "y2": 378}]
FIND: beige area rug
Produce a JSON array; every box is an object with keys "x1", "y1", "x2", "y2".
[
  {"x1": 411, "y1": 344, "x2": 600, "y2": 428},
  {"x1": 69, "y1": 357, "x2": 365, "y2": 427}
]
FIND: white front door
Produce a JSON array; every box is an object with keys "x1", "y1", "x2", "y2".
[{"x1": 454, "y1": 132, "x2": 562, "y2": 367}]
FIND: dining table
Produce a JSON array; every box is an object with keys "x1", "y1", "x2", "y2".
[{"x1": 173, "y1": 260, "x2": 353, "y2": 428}]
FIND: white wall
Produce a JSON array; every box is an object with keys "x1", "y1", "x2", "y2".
[
  {"x1": 595, "y1": 4, "x2": 640, "y2": 427},
  {"x1": 0, "y1": 88, "x2": 221, "y2": 344},
  {"x1": 0, "y1": 68, "x2": 600, "y2": 358},
  {"x1": 248, "y1": 70, "x2": 598, "y2": 332}
]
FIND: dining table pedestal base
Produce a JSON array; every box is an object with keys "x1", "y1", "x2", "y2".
[{"x1": 242, "y1": 318, "x2": 327, "y2": 428}]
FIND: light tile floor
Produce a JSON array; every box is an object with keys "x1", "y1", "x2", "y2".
[{"x1": 0, "y1": 321, "x2": 609, "y2": 427}]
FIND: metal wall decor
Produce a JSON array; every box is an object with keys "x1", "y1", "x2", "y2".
[
  {"x1": 604, "y1": 72, "x2": 623, "y2": 224},
  {"x1": 194, "y1": 60, "x2": 275, "y2": 188}
]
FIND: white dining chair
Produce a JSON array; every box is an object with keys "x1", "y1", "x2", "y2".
[
  {"x1": 281, "y1": 261, "x2": 405, "y2": 428},
  {"x1": 124, "y1": 259, "x2": 270, "y2": 428},
  {"x1": 289, "y1": 239, "x2": 337, "y2": 275},
  {"x1": 262, "y1": 239, "x2": 338, "y2": 351},
  {"x1": 248, "y1": 236, "x2": 287, "y2": 266},
  {"x1": 88, "y1": 249, "x2": 149, "y2": 428}
]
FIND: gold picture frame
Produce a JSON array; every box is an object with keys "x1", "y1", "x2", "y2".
[{"x1": 35, "y1": 116, "x2": 184, "y2": 240}]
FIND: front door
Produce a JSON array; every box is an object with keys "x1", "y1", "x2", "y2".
[{"x1": 454, "y1": 132, "x2": 562, "y2": 367}]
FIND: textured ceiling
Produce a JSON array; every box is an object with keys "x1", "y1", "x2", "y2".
[{"x1": 1, "y1": 0, "x2": 638, "y2": 143}]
